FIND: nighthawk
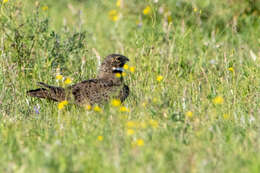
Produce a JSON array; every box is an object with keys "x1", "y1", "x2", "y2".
[{"x1": 27, "y1": 54, "x2": 130, "y2": 105}]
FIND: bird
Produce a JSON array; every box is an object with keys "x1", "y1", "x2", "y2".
[{"x1": 27, "y1": 54, "x2": 130, "y2": 106}]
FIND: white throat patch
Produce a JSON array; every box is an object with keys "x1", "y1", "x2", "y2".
[{"x1": 112, "y1": 67, "x2": 124, "y2": 72}]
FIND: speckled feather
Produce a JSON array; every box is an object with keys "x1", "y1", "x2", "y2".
[{"x1": 27, "y1": 54, "x2": 130, "y2": 105}]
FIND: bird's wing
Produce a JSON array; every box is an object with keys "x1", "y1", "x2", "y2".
[{"x1": 69, "y1": 79, "x2": 122, "y2": 105}]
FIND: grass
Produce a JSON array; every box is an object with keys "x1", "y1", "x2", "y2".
[{"x1": 0, "y1": 0, "x2": 259, "y2": 172}]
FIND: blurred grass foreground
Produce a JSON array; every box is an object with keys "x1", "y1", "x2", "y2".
[{"x1": 0, "y1": 0, "x2": 259, "y2": 172}]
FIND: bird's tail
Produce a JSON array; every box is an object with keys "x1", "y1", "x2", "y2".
[{"x1": 27, "y1": 82, "x2": 66, "y2": 102}]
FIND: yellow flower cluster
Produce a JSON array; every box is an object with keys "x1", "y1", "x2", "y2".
[
  {"x1": 126, "y1": 120, "x2": 158, "y2": 147},
  {"x1": 58, "y1": 100, "x2": 68, "y2": 110},
  {"x1": 121, "y1": 64, "x2": 135, "y2": 74},
  {"x1": 185, "y1": 111, "x2": 193, "y2": 118},
  {"x1": 228, "y1": 67, "x2": 234, "y2": 73},
  {"x1": 119, "y1": 106, "x2": 130, "y2": 112},
  {"x1": 126, "y1": 129, "x2": 135, "y2": 136},
  {"x1": 2, "y1": 0, "x2": 8, "y2": 3},
  {"x1": 193, "y1": 7, "x2": 202, "y2": 14},
  {"x1": 122, "y1": 72, "x2": 126, "y2": 77},
  {"x1": 56, "y1": 74, "x2": 63, "y2": 80},
  {"x1": 157, "y1": 75, "x2": 163, "y2": 82},
  {"x1": 85, "y1": 104, "x2": 92, "y2": 110},
  {"x1": 114, "y1": 65, "x2": 131, "y2": 78},
  {"x1": 223, "y1": 113, "x2": 230, "y2": 120},
  {"x1": 110, "y1": 99, "x2": 130, "y2": 113},
  {"x1": 42, "y1": 6, "x2": 48, "y2": 11},
  {"x1": 84, "y1": 104, "x2": 102, "y2": 112},
  {"x1": 93, "y1": 105, "x2": 102, "y2": 112},
  {"x1": 115, "y1": 73, "x2": 122, "y2": 78},
  {"x1": 132, "y1": 139, "x2": 144, "y2": 147},
  {"x1": 129, "y1": 66, "x2": 135, "y2": 73},
  {"x1": 56, "y1": 75, "x2": 72, "y2": 85},
  {"x1": 111, "y1": 99, "x2": 121, "y2": 107},
  {"x1": 109, "y1": 10, "x2": 119, "y2": 22},
  {"x1": 143, "y1": 6, "x2": 151, "y2": 15},
  {"x1": 116, "y1": 0, "x2": 121, "y2": 7},
  {"x1": 123, "y1": 64, "x2": 128, "y2": 70},
  {"x1": 97, "y1": 136, "x2": 103, "y2": 141},
  {"x1": 64, "y1": 77, "x2": 72, "y2": 85},
  {"x1": 213, "y1": 96, "x2": 224, "y2": 105}
]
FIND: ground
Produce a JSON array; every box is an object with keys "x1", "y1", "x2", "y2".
[{"x1": 0, "y1": 0, "x2": 259, "y2": 172}]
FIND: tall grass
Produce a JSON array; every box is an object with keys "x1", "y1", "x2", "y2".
[{"x1": 0, "y1": 0, "x2": 259, "y2": 172}]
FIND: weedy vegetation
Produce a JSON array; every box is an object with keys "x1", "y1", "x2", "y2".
[{"x1": 0, "y1": 0, "x2": 259, "y2": 172}]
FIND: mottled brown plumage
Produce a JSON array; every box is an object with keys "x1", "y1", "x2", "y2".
[{"x1": 27, "y1": 54, "x2": 130, "y2": 105}]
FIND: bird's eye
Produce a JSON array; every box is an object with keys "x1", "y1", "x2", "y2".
[{"x1": 115, "y1": 56, "x2": 122, "y2": 62}]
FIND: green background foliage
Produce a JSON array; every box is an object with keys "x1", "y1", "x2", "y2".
[{"x1": 0, "y1": 0, "x2": 259, "y2": 172}]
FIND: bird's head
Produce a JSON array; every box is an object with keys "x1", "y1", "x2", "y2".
[{"x1": 98, "y1": 54, "x2": 129, "y2": 78}]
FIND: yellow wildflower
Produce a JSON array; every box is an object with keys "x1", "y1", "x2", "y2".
[
  {"x1": 120, "y1": 106, "x2": 130, "y2": 112},
  {"x1": 126, "y1": 121, "x2": 136, "y2": 128},
  {"x1": 109, "y1": 10, "x2": 119, "y2": 22},
  {"x1": 185, "y1": 111, "x2": 193, "y2": 118},
  {"x1": 193, "y1": 7, "x2": 198, "y2": 12},
  {"x1": 136, "y1": 139, "x2": 144, "y2": 146},
  {"x1": 129, "y1": 66, "x2": 135, "y2": 73},
  {"x1": 127, "y1": 129, "x2": 135, "y2": 136},
  {"x1": 62, "y1": 100, "x2": 68, "y2": 105},
  {"x1": 213, "y1": 96, "x2": 224, "y2": 105},
  {"x1": 228, "y1": 67, "x2": 234, "y2": 73},
  {"x1": 64, "y1": 77, "x2": 72, "y2": 85},
  {"x1": 149, "y1": 119, "x2": 158, "y2": 128},
  {"x1": 116, "y1": 0, "x2": 121, "y2": 7},
  {"x1": 3, "y1": 0, "x2": 8, "y2": 4},
  {"x1": 143, "y1": 6, "x2": 151, "y2": 15},
  {"x1": 42, "y1": 6, "x2": 48, "y2": 11},
  {"x1": 152, "y1": 97, "x2": 158, "y2": 103},
  {"x1": 58, "y1": 103, "x2": 65, "y2": 110},
  {"x1": 56, "y1": 74, "x2": 63, "y2": 80},
  {"x1": 122, "y1": 72, "x2": 126, "y2": 77},
  {"x1": 58, "y1": 100, "x2": 68, "y2": 110},
  {"x1": 167, "y1": 15, "x2": 173, "y2": 23},
  {"x1": 111, "y1": 99, "x2": 121, "y2": 107},
  {"x1": 123, "y1": 64, "x2": 129, "y2": 70},
  {"x1": 93, "y1": 105, "x2": 102, "y2": 112},
  {"x1": 142, "y1": 102, "x2": 147, "y2": 107},
  {"x1": 156, "y1": 75, "x2": 163, "y2": 82},
  {"x1": 223, "y1": 114, "x2": 230, "y2": 120},
  {"x1": 115, "y1": 73, "x2": 121, "y2": 78},
  {"x1": 85, "y1": 104, "x2": 92, "y2": 110},
  {"x1": 97, "y1": 136, "x2": 103, "y2": 141}
]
